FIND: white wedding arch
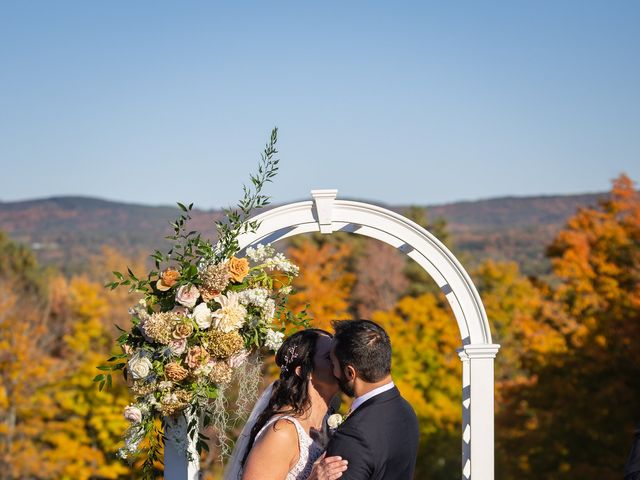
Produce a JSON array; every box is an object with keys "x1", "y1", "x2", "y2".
[{"x1": 165, "y1": 189, "x2": 500, "y2": 480}]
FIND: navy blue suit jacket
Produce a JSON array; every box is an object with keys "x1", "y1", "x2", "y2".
[{"x1": 326, "y1": 387, "x2": 419, "y2": 480}]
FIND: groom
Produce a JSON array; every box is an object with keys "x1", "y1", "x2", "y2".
[{"x1": 326, "y1": 320, "x2": 419, "y2": 480}]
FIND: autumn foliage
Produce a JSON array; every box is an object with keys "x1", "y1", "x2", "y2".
[{"x1": 0, "y1": 174, "x2": 638, "y2": 479}]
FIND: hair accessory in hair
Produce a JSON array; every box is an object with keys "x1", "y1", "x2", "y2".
[{"x1": 280, "y1": 345, "x2": 299, "y2": 375}]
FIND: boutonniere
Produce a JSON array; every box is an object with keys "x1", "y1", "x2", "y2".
[{"x1": 327, "y1": 413, "x2": 344, "y2": 432}]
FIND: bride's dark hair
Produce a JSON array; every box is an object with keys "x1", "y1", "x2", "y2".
[{"x1": 242, "y1": 328, "x2": 332, "y2": 466}]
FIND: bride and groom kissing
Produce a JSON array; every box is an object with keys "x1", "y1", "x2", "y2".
[{"x1": 225, "y1": 319, "x2": 420, "y2": 480}]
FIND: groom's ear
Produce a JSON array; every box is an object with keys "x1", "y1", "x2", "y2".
[{"x1": 345, "y1": 365, "x2": 356, "y2": 381}]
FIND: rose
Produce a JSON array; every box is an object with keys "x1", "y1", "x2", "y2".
[
  {"x1": 172, "y1": 305, "x2": 189, "y2": 315},
  {"x1": 172, "y1": 321, "x2": 194, "y2": 339},
  {"x1": 227, "y1": 257, "x2": 249, "y2": 283},
  {"x1": 185, "y1": 346, "x2": 210, "y2": 369},
  {"x1": 176, "y1": 285, "x2": 200, "y2": 308},
  {"x1": 124, "y1": 405, "x2": 143, "y2": 423},
  {"x1": 327, "y1": 413, "x2": 344, "y2": 430},
  {"x1": 193, "y1": 302, "x2": 213, "y2": 329},
  {"x1": 168, "y1": 338, "x2": 187, "y2": 356},
  {"x1": 165, "y1": 362, "x2": 188, "y2": 381},
  {"x1": 156, "y1": 267, "x2": 181, "y2": 291},
  {"x1": 128, "y1": 353, "x2": 153, "y2": 380}
]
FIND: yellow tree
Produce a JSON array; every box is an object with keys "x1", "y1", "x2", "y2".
[
  {"x1": 36, "y1": 276, "x2": 132, "y2": 479},
  {"x1": 372, "y1": 293, "x2": 461, "y2": 479},
  {"x1": 286, "y1": 237, "x2": 356, "y2": 330}
]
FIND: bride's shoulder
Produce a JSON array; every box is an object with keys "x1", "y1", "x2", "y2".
[{"x1": 256, "y1": 416, "x2": 299, "y2": 446}]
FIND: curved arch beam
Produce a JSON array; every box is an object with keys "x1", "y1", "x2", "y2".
[{"x1": 236, "y1": 194, "x2": 493, "y2": 345}]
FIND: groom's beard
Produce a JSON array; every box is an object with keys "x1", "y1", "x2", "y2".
[{"x1": 336, "y1": 375, "x2": 356, "y2": 398}]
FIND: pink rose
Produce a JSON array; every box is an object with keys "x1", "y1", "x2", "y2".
[
  {"x1": 124, "y1": 405, "x2": 142, "y2": 423},
  {"x1": 176, "y1": 285, "x2": 200, "y2": 308}
]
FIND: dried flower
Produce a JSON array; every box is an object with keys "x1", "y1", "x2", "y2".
[
  {"x1": 185, "y1": 346, "x2": 210, "y2": 369},
  {"x1": 158, "y1": 389, "x2": 192, "y2": 416},
  {"x1": 168, "y1": 338, "x2": 187, "y2": 356},
  {"x1": 199, "y1": 262, "x2": 230, "y2": 293},
  {"x1": 165, "y1": 362, "x2": 189, "y2": 381},
  {"x1": 209, "y1": 361, "x2": 233, "y2": 385},
  {"x1": 143, "y1": 312, "x2": 182, "y2": 344},
  {"x1": 206, "y1": 330, "x2": 245, "y2": 359}
]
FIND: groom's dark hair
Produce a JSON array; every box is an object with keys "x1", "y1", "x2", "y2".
[{"x1": 332, "y1": 319, "x2": 392, "y2": 382}]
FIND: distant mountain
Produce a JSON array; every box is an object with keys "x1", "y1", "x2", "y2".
[{"x1": 0, "y1": 193, "x2": 605, "y2": 276}]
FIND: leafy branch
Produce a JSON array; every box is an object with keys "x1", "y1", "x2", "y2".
[{"x1": 215, "y1": 127, "x2": 279, "y2": 260}]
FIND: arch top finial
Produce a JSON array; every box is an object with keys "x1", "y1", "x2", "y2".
[{"x1": 311, "y1": 189, "x2": 338, "y2": 234}]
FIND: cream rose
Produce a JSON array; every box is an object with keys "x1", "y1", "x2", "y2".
[
  {"x1": 327, "y1": 413, "x2": 344, "y2": 429},
  {"x1": 176, "y1": 285, "x2": 200, "y2": 308},
  {"x1": 168, "y1": 338, "x2": 187, "y2": 356},
  {"x1": 172, "y1": 321, "x2": 194, "y2": 339},
  {"x1": 128, "y1": 353, "x2": 153, "y2": 380},
  {"x1": 124, "y1": 405, "x2": 143, "y2": 423},
  {"x1": 192, "y1": 302, "x2": 213, "y2": 329}
]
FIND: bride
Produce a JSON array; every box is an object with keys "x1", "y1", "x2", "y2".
[{"x1": 224, "y1": 329, "x2": 349, "y2": 480}]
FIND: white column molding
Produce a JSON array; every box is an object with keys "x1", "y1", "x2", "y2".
[
  {"x1": 460, "y1": 344, "x2": 500, "y2": 480},
  {"x1": 311, "y1": 189, "x2": 338, "y2": 234},
  {"x1": 164, "y1": 411, "x2": 199, "y2": 480}
]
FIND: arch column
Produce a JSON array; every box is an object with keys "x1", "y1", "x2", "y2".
[{"x1": 459, "y1": 344, "x2": 500, "y2": 479}]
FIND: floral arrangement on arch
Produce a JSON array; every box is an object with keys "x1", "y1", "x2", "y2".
[{"x1": 95, "y1": 128, "x2": 309, "y2": 476}]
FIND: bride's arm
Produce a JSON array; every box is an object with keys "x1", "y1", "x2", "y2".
[{"x1": 241, "y1": 419, "x2": 299, "y2": 480}]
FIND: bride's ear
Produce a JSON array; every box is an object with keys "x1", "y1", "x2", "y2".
[{"x1": 294, "y1": 365, "x2": 303, "y2": 378}]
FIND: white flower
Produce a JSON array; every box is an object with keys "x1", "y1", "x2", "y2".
[
  {"x1": 192, "y1": 302, "x2": 213, "y2": 329},
  {"x1": 124, "y1": 405, "x2": 143, "y2": 423},
  {"x1": 211, "y1": 291, "x2": 247, "y2": 333},
  {"x1": 327, "y1": 413, "x2": 344, "y2": 430},
  {"x1": 158, "y1": 381, "x2": 173, "y2": 390},
  {"x1": 176, "y1": 285, "x2": 200, "y2": 308},
  {"x1": 264, "y1": 329, "x2": 284, "y2": 351},
  {"x1": 128, "y1": 352, "x2": 153, "y2": 380},
  {"x1": 245, "y1": 243, "x2": 272, "y2": 262},
  {"x1": 279, "y1": 285, "x2": 293, "y2": 295},
  {"x1": 264, "y1": 252, "x2": 299, "y2": 275}
]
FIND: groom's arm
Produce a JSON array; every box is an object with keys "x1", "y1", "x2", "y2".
[{"x1": 326, "y1": 424, "x2": 374, "y2": 480}]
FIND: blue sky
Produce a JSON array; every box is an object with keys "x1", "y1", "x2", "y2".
[{"x1": 1, "y1": 1, "x2": 638, "y2": 209}]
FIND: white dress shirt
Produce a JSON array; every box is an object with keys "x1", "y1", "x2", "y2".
[{"x1": 350, "y1": 381, "x2": 395, "y2": 413}]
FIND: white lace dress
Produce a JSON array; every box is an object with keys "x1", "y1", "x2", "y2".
[{"x1": 254, "y1": 415, "x2": 325, "y2": 480}]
